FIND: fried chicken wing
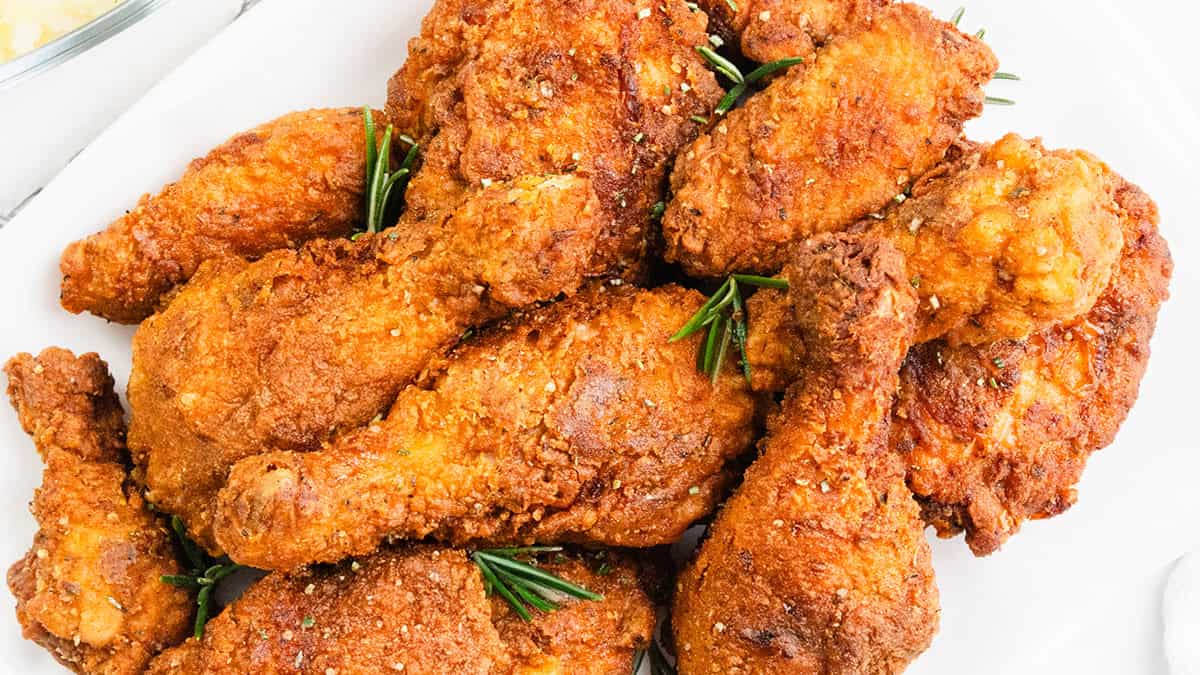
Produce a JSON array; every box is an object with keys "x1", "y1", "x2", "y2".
[
  {"x1": 147, "y1": 547, "x2": 654, "y2": 675},
  {"x1": 662, "y1": 4, "x2": 997, "y2": 278},
  {"x1": 892, "y1": 175, "x2": 1172, "y2": 555},
  {"x1": 696, "y1": 0, "x2": 887, "y2": 63},
  {"x1": 388, "y1": 0, "x2": 724, "y2": 280},
  {"x1": 128, "y1": 174, "x2": 604, "y2": 552},
  {"x1": 674, "y1": 236, "x2": 937, "y2": 674},
  {"x1": 60, "y1": 108, "x2": 380, "y2": 324},
  {"x1": 744, "y1": 135, "x2": 1127, "y2": 391},
  {"x1": 6, "y1": 349, "x2": 191, "y2": 674},
  {"x1": 212, "y1": 284, "x2": 761, "y2": 570}
]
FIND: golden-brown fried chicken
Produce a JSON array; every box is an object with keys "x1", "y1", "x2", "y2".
[
  {"x1": 697, "y1": 0, "x2": 888, "y2": 63},
  {"x1": 147, "y1": 546, "x2": 655, "y2": 675},
  {"x1": 128, "y1": 174, "x2": 604, "y2": 553},
  {"x1": 674, "y1": 235, "x2": 937, "y2": 674},
  {"x1": 60, "y1": 108, "x2": 381, "y2": 324},
  {"x1": 388, "y1": 0, "x2": 724, "y2": 280},
  {"x1": 662, "y1": 4, "x2": 997, "y2": 278},
  {"x1": 892, "y1": 174, "x2": 1172, "y2": 555},
  {"x1": 869, "y1": 135, "x2": 1124, "y2": 345},
  {"x1": 744, "y1": 135, "x2": 1129, "y2": 393},
  {"x1": 212, "y1": 284, "x2": 761, "y2": 570},
  {"x1": 6, "y1": 349, "x2": 191, "y2": 674}
]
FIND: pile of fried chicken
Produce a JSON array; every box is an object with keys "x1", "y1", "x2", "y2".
[{"x1": 9, "y1": 1, "x2": 1172, "y2": 673}]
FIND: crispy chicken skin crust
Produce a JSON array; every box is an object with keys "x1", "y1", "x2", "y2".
[
  {"x1": 893, "y1": 175, "x2": 1172, "y2": 555},
  {"x1": 745, "y1": 135, "x2": 1128, "y2": 391},
  {"x1": 697, "y1": 0, "x2": 888, "y2": 63},
  {"x1": 387, "y1": 0, "x2": 724, "y2": 279},
  {"x1": 6, "y1": 349, "x2": 191, "y2": 674},
  {"x1": 868, "y1": 135, "x2": 1123, "y2": 346},
  {"x1": 60, "y1": 108, "x2": 379, "y2": 324},
  {"x1": 674, "y1": 236, "x2": 937, "y2": 674},
  {"x1": 128, "y1": 174, "x2": 604, "y2": 553},
  {"x1": 662, "y1": 4, "x2": 997, "y2": 278},
  {"x1": 147, "y1": 547, "x2": 654, "y2": 675},
  {"x1": 213, "y1": 284, "x2": 761, "y2": 570}
]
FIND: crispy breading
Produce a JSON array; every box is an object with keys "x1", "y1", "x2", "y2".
[
  {"x1": 744, "y1": 135, "x2": 1129, "y2": 390},
  {"x1": 6, "y1": 349, "x2": 191, "y2": 674},
  {"x1": 662, "y1": 4, "x2": 996, "y2": 278},
  {"x1": 60, "y1": 108, "x2": 380, "y2": 324},
  {"x1": 147, "y1": 547, "x2": 654, "y2": 675},
  {"x1": 867, "y1": 135, "x2": 1124, "y2": 345},
  {"x1": 892, "y1": 175, "x2": 1172, "y2": 555},
  {"x1": 696, "y1": 0, "x2": 888, "y2": 63},
  {"x1": 387, "y1": 0, "x2": 724, "y2": 280},
  {"x1": 674, "y1": 236, "x2": 937, "y2": 674},
  {"x1": 128, "y1": 174, "x2": 605, "y2": 553},
  {"x1": 212, "y1": 284, "x2": 761, "y2": 570}
]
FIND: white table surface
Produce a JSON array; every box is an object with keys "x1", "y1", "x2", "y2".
[{"x1": 0, "y1": 0, "x2": 1196, "y2": 673}]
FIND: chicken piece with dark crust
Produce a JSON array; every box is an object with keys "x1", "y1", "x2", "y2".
[
  {"x1": 60, "y1": 108, "x2": 381, "y2": 324},
  {"x1": 212, "y1": 284, "x2": 762, "y2": 570},
  {"x1": 697, "y1": 0, "x2": 888, "y2": 63},
  {"x1": 147, "y1": 546, "x2": 655, "y2": 675},
  {"x1": 6, "y1": 349, "x2": 191, "y2": 674},
  {"x1": 674, "y1": 235, "x2": 937, "y2": 674},
  {"x1": 743, "y1": 135, "x2": 1127, "y2": 393},
  {"x1": 388, "y1": 0, "x2": 724, "y2": 280},
  {"x1": 892, "y1": 175, "x2": 1172, "y2": 555},
  {"x1": 128, "y1": 174, "x2": 604, "y2": 553},
  {"x1": 663, "y1": 3, "x2": 997, "y2": 278}
]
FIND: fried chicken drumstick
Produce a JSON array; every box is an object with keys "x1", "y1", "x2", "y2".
[
  {"x1": 60, "y1": 108, "x2": 380, "y2": 324},
  {"x1": 663, "y1": 3, "x2": 998, "y2": 278},
  {"x1": 213, "y1": 284, "x2": 761, "y2": 570},
  {"x1": 147, "y1": 547, "x2": 655, "y2": 675},
  {"x1": 6, "y1": 349, "x2": 191, "y2": 674},
  {"x1": 388, "y1": 0, "x2": 723, "y2": 280},
  {"x1": 129, "y1": 174, "x2": 603, "y2": 552},
  {"x1": 743, "y1": 141, "x2": 1168, "y2": 555},
  {"x1": 674, "y1": 236, "x2": 937, "y2": 673}
]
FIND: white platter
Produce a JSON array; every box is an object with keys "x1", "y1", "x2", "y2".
[{"x1": 1, "y1": 0, "x2": 1197, "y2": 672}]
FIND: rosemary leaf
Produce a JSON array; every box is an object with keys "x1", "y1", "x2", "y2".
[
  {"x1": 993, "y1": 71, "x2": 1021, "y2": 81},
  {"x1": 742, "y1": 56, "x2": 804, "y2": 85},
  {"x1": 695, "y1": 46, "x2": 743, "y2": 84},
  {"x1": 985, "y1": 96, "x2": 1016, "y2": 106},
  {"x1": 950, "y1": 6, "x2": 965, "y2": 27}
]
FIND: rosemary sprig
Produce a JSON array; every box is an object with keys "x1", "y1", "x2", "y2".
[
  {"x1": 471, "y1": 546, "x2": 602, "y2": 622},
  {"x1": 362, "y1": 106, "x2": 420, "y2": 235},
  {"x1": 160, "y1": 516, "x2": 243, "y2": 639},
  {"x1": 671, "y1": 274, "x2": 788, "y2": 383},
  {"x1": 695, "y1": 47, "x2": 803, "y2": 115}
]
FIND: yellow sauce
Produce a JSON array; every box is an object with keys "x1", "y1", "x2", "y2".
[{"x1": 0, "y1": 0, "x2": 124, "y2": 64}]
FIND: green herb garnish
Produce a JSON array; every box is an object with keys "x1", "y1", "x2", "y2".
[
  {"x1": 471, "y1": 547, "x2": 602, "y2": 622},
  {"x1": 671, "y1": 274, "x2": 788, "y2": 383},
  {"x1": 984, "y1": 96, "x2": 1016, "y2": 106},
  {"x1": 695, "y1": 47, "x2": 803, "y2": 115},
  {"x1": 362, "y1": 106, "x2": 420, "y2": 235},
  {"x1": 160, "y1": 516, "x2": 243, "y2": 639}
]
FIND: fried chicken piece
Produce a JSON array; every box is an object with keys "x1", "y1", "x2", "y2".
[
  {"x1": 696, "y1": 0, "x2": 888, "y2": 63},
  {"x1": 674, "y1": 235, "x2": 937, "y2": 673},
  {"x1": 869, "y1": 134, "x2": 1123, "y2": 345},
  {"x1": 128, "y1": 174, "x2": 604, "y2": 553},
  {"x1": 60, "y1": 108, "x2": 380, "y2": 324},
  {"x1": 6, "y1": 349, "x2": 191, "y2": 674},
  {"x1": 388, "y1": 0, "x2": 724, "y2": 280},
  {"x1": 147, "y1": 546, "x2": 654, "y2": 675},
  {"x1": 212, "y1": 284, "x2": 761, "y2": 570},
  {"x1": 744, "y1": 135, "x2": 1127, "y2": 391},
  {"x1": 662, "y1": 4, "x2": 997, "y2": 278},
  {"x1": 892, "y1": 175, "x2": 1172, "y2": 555}
]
